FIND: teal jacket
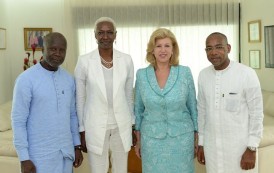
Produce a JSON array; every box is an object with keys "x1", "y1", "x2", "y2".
[{"x1": 134, "y1": 65, "x2": 198, "y2": 138}]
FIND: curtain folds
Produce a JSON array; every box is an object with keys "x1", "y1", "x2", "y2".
[{"x1": 64, "y1": 0, "x2": 240, "y2": 85}]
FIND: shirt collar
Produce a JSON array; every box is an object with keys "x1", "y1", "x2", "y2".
[{"x1": 211, "y1": 60, "x2": 234, "y2": 73}]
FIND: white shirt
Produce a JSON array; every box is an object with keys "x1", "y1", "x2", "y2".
[
  {"x1": 102, "y1": 65, "x2": 118, "y2": 129},
  {"x1": 197, "y1": 61, "x2": 263, "y2": 173}
]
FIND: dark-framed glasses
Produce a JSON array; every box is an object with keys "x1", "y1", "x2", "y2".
[{"x1": 205, "y1": 45, "x2": 226, "y2": 52}]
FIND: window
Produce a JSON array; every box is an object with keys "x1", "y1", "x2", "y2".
[{"x1": 77, "y1": 24, "x2": 239, "y2": 87}]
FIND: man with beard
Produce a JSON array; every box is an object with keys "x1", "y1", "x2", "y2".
[
  {"x1": 197, "y1": 32, "x2": 263, "y2": 173},
  {"x1": 12, "y1": 32, "x2": 83, "y2": 173}
]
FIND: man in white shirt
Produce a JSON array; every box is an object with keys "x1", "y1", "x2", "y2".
[{"x1": 197, "y1": 32, "x2": 263, "y2": 173}]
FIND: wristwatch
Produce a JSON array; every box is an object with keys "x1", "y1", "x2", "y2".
[
  {"x1": 74, "y1": 145, "x2": 83, "y2": 151},
  {"x1": 247, "y1": 146, "x2": 257, "y2": 152}
]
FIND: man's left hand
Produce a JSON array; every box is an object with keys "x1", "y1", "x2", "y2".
[
  {"x1": 73, "y1": 149, "x2": 83, "y2": 168},
  {"x1": 240, "y1": 148, "x2": 256, "y2": 170}
]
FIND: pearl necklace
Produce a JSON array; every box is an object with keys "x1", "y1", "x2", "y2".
[{"x1": 100, "y1": 56, "x2": 113, "y2": 68}]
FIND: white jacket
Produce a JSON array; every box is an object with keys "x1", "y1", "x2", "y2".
[{"x1": 74, "y1": 49, "x2": 134, "y2": 155}]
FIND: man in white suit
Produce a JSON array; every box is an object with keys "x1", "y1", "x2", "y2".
[{"x1": 74, "y1": 17, "x2": 134, "y2": 173}]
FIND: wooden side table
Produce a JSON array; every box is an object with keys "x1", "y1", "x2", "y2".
[{"x1": 128, "y1": 146, "x2": 142, "y2": 173}]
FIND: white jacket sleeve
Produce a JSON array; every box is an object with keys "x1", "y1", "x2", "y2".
[
  {"x1": 74, "y1": 57, "x2": 87, "y2": 132},
  {"x1": 125, "y1": 55, "x2": 135, "y2": 124},
  {"x1": 244, "y1": 69, "x2": 263, "y2": 147},
  {"x1": 197, "y1": 73, "x2": 206, "y2": 146}
]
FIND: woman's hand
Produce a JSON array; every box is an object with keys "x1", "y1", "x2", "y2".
[
  {"x1": 197, "y1": 146, "x2": 206, "y2": 165},
  {"x1": 134, "y1": 130, "x2": 142, "y2": 159},
  {"x1": 134, "y1": 141, "x2": 142, "y2": 159}
]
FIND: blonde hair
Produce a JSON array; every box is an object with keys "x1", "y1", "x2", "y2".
[{"x1": 146, "y1": 28, "x2": 179, "y2": 67}]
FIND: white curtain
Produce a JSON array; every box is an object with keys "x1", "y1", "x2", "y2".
[{"x1": 63, "y1": 0, "x2": 240, "y2": 87}]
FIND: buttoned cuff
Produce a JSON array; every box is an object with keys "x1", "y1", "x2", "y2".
[
  {"x1": 73, "y1": 134, "x2": 81, "y2": 146},
  {"x1": 17, "y1": 148, "x2": 30, "y2": 161},
  {"x1": 79, "y1": 125, "x2": 85, "y2": 132},
  {"x1": 131, "y1": 116, "x2": 135, "y2": 125},
  {"x1": 198, "y1": 135, "x2": 204, "y2": 146},
  {"x1": 134, "y1": 123, "x2": 141, "y2": 131},
  {"x1": 248, "y1": 135, "x2": 262, "y2": 147}
]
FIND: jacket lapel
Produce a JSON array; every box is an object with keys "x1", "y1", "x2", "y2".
[
  {"x1": 113, "y1": 50, "x2": 120, "y2": 99},
  {"x1": 146, "y1": 65, "x2": 178, "y2": 96},
  {"x1": 91, "y1": 50, "x2": 107, "y2": 101},
  {"x1": 162, "y1": 66, "x2": 178, "y2": 95}
]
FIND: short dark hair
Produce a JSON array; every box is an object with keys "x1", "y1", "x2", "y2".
[
  {"x1": 206, "y1": 32, "x2": 228, "y2": 44},
  {"x1": 43, "y1": 32, "x2": 67, "y2": 48}
]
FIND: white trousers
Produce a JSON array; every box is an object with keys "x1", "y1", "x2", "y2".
[{"x1": 88, "y1": 128, "x2": 128, "y2": 173}]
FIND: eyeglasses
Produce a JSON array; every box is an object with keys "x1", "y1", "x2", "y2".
[
  {"x1": 96, "y1": 31, "x2": 115, "y2": 37},
  {"x1": 205, "y1": 45, "x2": 226, "y2": 52}
]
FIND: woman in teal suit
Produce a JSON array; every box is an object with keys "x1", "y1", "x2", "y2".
[{"x1": 134, "y1": 28, "x2": 198, "y2": 173}]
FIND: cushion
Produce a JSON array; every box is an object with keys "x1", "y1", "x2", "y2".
[
  {"x1": 262, "y1": 90, "x2": 270, "y2": 105},
  {"x1": 0, "y1": 156, "x2": 20, "y2": 173},
  {"x1": 0, "y1": 130, "x2": 17, "y2": 157},
  {"x1": 0, "y1": 101, "x2": 12, "y2": 132},
  {"x1": 264, "y1": 94, "x2": 274, "y2": 118},
  {"x1": 259, "y1": 126, "x2": 274, "y2": 148},
  {"x1": 263, "y1": 114, "x2": 274, "y2": 126}
]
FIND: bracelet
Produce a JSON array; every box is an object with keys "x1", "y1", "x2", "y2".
[{"x1": 74, "y1": 145, "x2": 82, "y2": 151}]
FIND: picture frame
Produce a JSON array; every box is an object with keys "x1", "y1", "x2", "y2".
[
  {"x1": 248, "y1": 20, "x2": 261, "y2": 43},
  {"x1": 0, "y1": 28, "x2": 6, "y2": 49},
  {"x1": 249, "y1": 50, "x2": 260, "y2": 69},
  {"x1": 265, "y1": 25, "x2": 274, "y2": 68},
  {"x1": 24, "y1": 28, "x2": 52, "y2": 51}
]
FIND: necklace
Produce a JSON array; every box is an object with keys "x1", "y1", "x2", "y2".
[{"x1": 100, "y1": 56, "x2": 113, "y2": 68}]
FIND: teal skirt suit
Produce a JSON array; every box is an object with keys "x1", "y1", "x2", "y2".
[{"x1": 134, "y1": 65, "x2": 198, "y2": 173}]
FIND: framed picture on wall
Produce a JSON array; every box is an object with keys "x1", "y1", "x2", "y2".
[
  {"x1": 249, "y1": 50, "x2": 260, "y2": 69},
  {"x1": 248, "y1": 20, "x2": 261, "y2": 43},
  {"x1": 265, "y1": 25, "x2": 274, "y2": 68},
  {"x1": 24, "y1": 28, "x2": 52, "y2": 51},
  {"x1": 0, "y1": 28, "x2": 6, "y2": 49}
]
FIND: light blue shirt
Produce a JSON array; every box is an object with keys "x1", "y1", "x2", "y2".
[{"x1": 12, "y1": 63, "x2": 80, "y2": 161}]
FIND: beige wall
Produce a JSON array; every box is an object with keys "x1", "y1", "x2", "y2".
[
  {"x1": 241, "y1": 0, "x2": 274, "y2": 92},
  {"x1": 0, "y1": 0, "x2": 12, "y2": 104},
  {"x1": 0, "y1": 0, "x2": 67, "y2": 104},
  {"x1": 1, "y1": 0, "x2": 273, "y2": 104}
]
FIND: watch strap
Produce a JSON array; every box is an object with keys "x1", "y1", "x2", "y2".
[
  {"x1": 247, "y1": 146, "x2": 257, "y2": 151},
  {"x1": 74, "y1": 145, "x2": 82, "y2": 151}
]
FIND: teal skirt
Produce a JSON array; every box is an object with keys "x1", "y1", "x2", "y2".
[{"x1": 141, "y1": 132, "x2": 194, "y2": 173}]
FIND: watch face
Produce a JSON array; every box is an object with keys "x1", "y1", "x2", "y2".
[{"x1": 248, "y1": 146, "x2": 257, "y2": 151}]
